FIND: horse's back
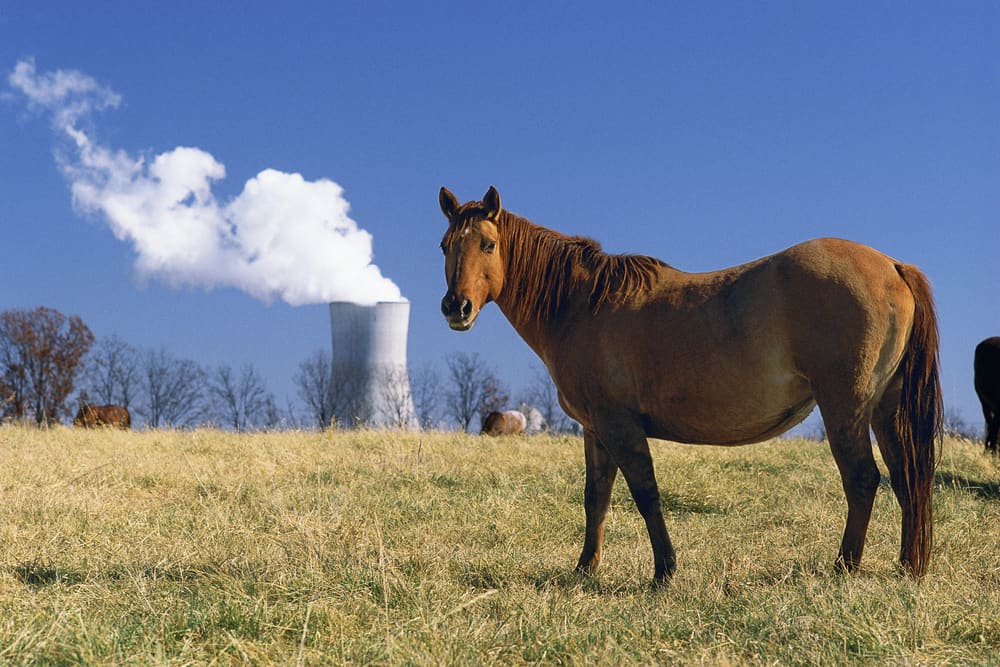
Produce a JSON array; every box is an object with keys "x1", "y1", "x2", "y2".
[
  {"x1": 550, "y1": 238, "x2": 921, "y2": 444},
  {"x1": 658, "y1": 238, "x2": 917, "y2": 367},
  {"x1": 74, "y1": 404, "x2": 131, "y2": 429}
]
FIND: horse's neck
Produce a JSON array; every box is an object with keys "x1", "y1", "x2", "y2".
[
  {"x1": 494, "y1": 291, "x2": 548, "y2": 358},
  {"x1": 494, "y1": 213, "x2": 579, "y2": 359}
]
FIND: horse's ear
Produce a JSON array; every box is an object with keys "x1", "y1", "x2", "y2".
[
  {"x1": 439, "y1": 187, "x2": 460, "y2": 220},
  {"x1": 482, "y1": 185, "x2": 501, "y2": 221}
]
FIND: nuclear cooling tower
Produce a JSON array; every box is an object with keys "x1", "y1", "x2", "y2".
[{"x1": 328, "y1": 301, "x2": 418, "y2": 429}]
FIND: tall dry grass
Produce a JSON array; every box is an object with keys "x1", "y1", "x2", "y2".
[{"x1": 1, "y1": 426, "x2": 999, "y2": 664}]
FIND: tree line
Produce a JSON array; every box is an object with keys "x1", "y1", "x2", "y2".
[{"x1": 1, "y1": 305, "x2": 575, "y2": 432}]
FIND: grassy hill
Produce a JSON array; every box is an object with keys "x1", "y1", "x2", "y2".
[{"x1": 1, "y1": 427, "x2": 998, "y2": 664}]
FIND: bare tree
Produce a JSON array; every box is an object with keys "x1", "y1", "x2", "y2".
[
  {"x1": 294, "y1": 349, "x2": 335, "y2": 429},
  {"x1": 410, "y1": 360, "x2": 442, "y2": 429},
  {"x1": 0, "y1": 306, "x2": 94, "y2": 425},
  {"x1": 478, "y1": 372, "x2": 510, "y2": 428},
  {"x1": 81, "y1": 335, "x2": 140, "y2": 408},
  {"x1": 522, "y1": 364, "x2": 572, "y2": 432},
  {"x1": 138, "y1": 346, "x2": 205, "y2": 428},
  {"x1": 944, "y1": 406, "x2": 979, "y2": 441},
  {"x1": 376, "y1": 366, "x2": 416, "y2": 429},
  {"x1": 0, "y1": 355, "x2": 27, "y2": 424},
  {"x1": 283, "y1": 395, "x2": 304, "y2": 429},
  {"x1": 445, "y1": 352, "x2": 509, "y2": 432},
  {"x1": 207, "y1": 363, "x2": 274, "y2": 431},
  {"x1": 259, "y1": 394, "x2": 285, "y2": 430},
  {"x1": 445, "y1": 352, "x2": 480, "y2": 432}
]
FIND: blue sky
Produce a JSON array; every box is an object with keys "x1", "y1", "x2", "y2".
[{"x1": 1, "y1": 2, "x2": 997, "y2": 432}]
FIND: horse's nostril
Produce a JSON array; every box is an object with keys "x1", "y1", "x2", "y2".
[{"x1": 441, "y1": 294, "x2": 474, "y2": 321}]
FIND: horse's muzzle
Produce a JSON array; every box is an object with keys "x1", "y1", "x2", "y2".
[{"x1": 441, "y1": 293, "x2": 476, "y2": 331}]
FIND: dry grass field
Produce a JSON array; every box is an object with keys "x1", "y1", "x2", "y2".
[{"x1": 1, "y1": 426, "x2": 999, "y2": 665}]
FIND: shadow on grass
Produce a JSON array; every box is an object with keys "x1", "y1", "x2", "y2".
[
  {"x1": 935, "y1": 471, "x2": 1000, "y2": 501},
  {"x1": 660, "y1": 490, "x2": 728, "y2": 516},
  {"x1": 462, "y1": 559, "x2": 898, "y2": 598},
  {"x1": 457, "y1": 562, "x2": 660, "y2": 596},
  {"x1": 11, "y1": 559, "x2": 84, "y2": 587},
  {"x1": 527, "y1": 567, "x2": 615, "y2": 592},
  {"x1": 10, "y1": 559, "x2": 217, "y2": 589},
  {"x1": 526, "y1": 567, "x2": 668, "y2": 596}
]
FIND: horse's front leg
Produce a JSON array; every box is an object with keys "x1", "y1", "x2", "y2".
[
  {"x1": 598, "y1": 421, "x2": 676, "y2": 582},
  {"x1": 575, "y1": 430, "x2": 618, "y2": 575}
]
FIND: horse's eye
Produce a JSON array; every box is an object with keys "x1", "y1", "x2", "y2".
[{"x1": 482, "y1": 240, "x2": 496, "y2": 253}]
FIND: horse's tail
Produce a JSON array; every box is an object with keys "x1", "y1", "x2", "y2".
[{"x1": 893, "y1": 263, "x2": 943, "y2": 577}]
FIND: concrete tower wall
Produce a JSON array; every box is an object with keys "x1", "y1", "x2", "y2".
[{"x1": 329, "y1": 301, "x2": 417, "y2": 428}]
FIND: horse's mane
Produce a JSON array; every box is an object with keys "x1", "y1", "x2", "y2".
[{"x1": 500, "y1": 210, "x2": 667, "y2": 323}]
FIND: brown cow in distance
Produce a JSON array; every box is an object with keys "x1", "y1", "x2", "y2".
[
  {"x1": 73, "y1": 403, "x2": 131, "y2": 429},
  {"x1": 481, "y1": 410, "x2": 527, "y2": 436},
  {"x1": 975, "y1": 337, "x2": 1000, "y2": 454}
]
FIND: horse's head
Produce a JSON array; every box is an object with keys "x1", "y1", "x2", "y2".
[
  {"x1": 73, "y1": 403, "x2": 95, "y2": 427},
  {"x1": 439, "y1": 185, "x2": 505, "y2": 331}
]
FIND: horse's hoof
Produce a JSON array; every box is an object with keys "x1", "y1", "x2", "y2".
[{"x1": 652, "y1": 562, "x2": 676, "y2": 585}]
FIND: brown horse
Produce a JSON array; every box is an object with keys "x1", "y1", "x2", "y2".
[
  {"x1": 73, "y1": 403, "x2": 131, "y2": 429},
  {"x1": 974, "y1": 337, "x2": 1000, "y2": 453},
  {"x1": 439, "y1": 186, "x2": 942, "y2": 582},
  {"x1": 481, "y1": 410, "x2": 527, "y2": 436}
]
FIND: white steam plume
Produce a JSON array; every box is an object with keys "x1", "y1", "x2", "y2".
[{"x1": 8, "y1": 58, "x2": 402, "y2": 306}]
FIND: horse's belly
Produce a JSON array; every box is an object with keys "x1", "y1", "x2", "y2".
[{"x1": 640, "y1": 373, "x2": 816, "y2": 445}]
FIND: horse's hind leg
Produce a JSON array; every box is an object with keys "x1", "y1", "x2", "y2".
[
  {"x1": 872, "y1": 379, "x2": 927, "y2": 573},
  {"x1": 985, "y1": 407, "x2": 999, "y2": 454},
  {"x1": 990, "y1": 415, "x2": 1000, "y2": 454},
  {"x1": 819, "y1": 404, "x2": 880, "y2": 572},
  {"x1": 575, "y1": 430, "x2": 619, "y2": 575}
]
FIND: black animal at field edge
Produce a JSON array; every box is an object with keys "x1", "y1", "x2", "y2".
[{"x1": 975, "y1": 337, "x2": 1000, "y2": 454}]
